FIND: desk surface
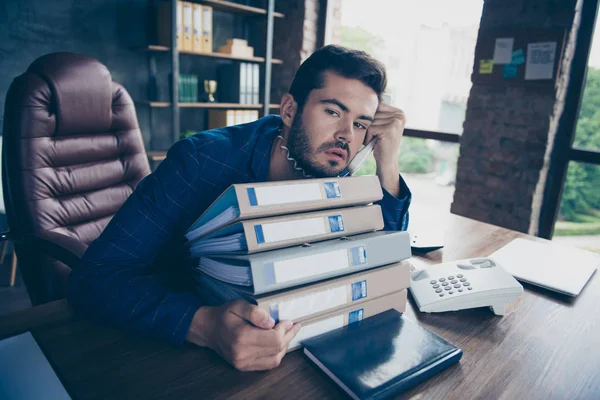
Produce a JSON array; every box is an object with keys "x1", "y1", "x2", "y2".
[{"x1": 1, "y1": 214, "x2": 599, "y2": 400}]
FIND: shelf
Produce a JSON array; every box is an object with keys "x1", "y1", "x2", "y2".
[
  {"x1": 136, "y1": 101, "x2": 280, "y2": 109},
  {"x1": 147, "y1": 151, "x2": 167, "y2": 161},
  {"x1": 197, "y1": 0, "x2": 285, "y2": 18},
  {"x1": 144, "y1": 45, "x2": 283, "y2": 64}
]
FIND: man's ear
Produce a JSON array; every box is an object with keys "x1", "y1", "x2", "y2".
[{"x1": 280, "y1": 93, "x2": 297, "y2": 128}]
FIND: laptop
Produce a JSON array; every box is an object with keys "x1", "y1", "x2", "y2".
[
  {"x1": 489, "y1": 238, "x2": 598, "y2": 297},
  {"x1": 0, "y1": 331, "x2": 71, "y2": 399}
]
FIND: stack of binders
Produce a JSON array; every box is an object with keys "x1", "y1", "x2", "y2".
[{"x1": 186, "y1": 175, "x2": 412, "y2": 351}]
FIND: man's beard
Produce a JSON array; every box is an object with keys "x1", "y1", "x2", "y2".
[{"x1": 286, "y1": 113, "x2": 351, "y2": 178}]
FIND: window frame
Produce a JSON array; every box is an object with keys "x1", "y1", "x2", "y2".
[{"x1": 538, "y1": 0, "x2": 600, "y2": 239}]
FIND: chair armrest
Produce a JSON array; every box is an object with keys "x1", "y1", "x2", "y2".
[{"x1": 23, "y1": 231, "x2": 88, "y2": 269}]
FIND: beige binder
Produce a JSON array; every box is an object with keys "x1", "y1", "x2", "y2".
[
  {"x1": 157, "y1": 1, "x2": 183, "y2": 50},
  {"x1": 181, "y1": 2, "x2": 193, "y2": 51},
  {"x1": 257, "y1": 262, "x2": 410, "y2": 323},
  {"x1": 186, "y1": 175, "x2": 384, "y2": 241},
  {"x1": 191, "y1": 3, "x2": 203, "y2": 53},
  {"x1": 189, "y1": 204, "x2": 383, "y2": 254},
  {"x1": 201, "y1": 5, "x2": 213, "y2": 53},
  {"x1": 287, "y1": 289, "x2": 408, "y2": 352}
]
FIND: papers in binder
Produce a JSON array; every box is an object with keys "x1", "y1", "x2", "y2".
[{"x1": 186, "y1": 205, "x2": 240, "y2": 242}]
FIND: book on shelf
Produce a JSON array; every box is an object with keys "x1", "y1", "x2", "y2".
[
  {"x1": 185, "y1": 175, "x2": 384, "y2": 241},
  {"x1": 192, "y1": 3, "x2": 203, "y2": 53},
  {"x1": 194, "y1": 261, "x2": 411, "y2": 323},
  {"x1": 217, "y1": 62, "x2": 259, "y2": 104},
  {"x1": 155, "y1": 1, "x2": 212, "y2": 54},
  {"x1": 182, "y1": 1, "x2": 193, "y2": 51},
  {"x1": 201, "y1": 5, "x2": 213, "y2": 53},
  {"x1": 208, "y1": 110, "x2": 259, "y2": 129},
  {"x1": 187, "y1": 204, "x2": 384, "y2": 254},
  {"x1": 169, "y1": 73, "x2": 198, "y2": 102},
  {"x1": 191, "y1": 230, "x2": 412, "y2": 295},
  {"x1": 157, "y1": 1, "x2": 182, "y2": 50}
]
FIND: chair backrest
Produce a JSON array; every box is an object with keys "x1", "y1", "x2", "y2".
[{"x1": 1, "y1": 52, "x2": 150, "y2": 304}]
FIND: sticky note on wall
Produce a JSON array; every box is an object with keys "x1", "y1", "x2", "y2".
[
  {"x1": 479, "y1": 59, "x2": 494, "y2": 74},
  {"x1": 511, "y1": 49, "x2": 525, "y2": 65},
  {"x1": 503, "y1": 64, "x2": 518, "y2": 78}
]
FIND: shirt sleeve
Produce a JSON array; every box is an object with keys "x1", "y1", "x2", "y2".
[
  {"x1": 67, "y1": 138, "x2": 216, "y2": 345},
  {"x1": 376, "y1": 174, "x2": 412, "y2": 231}
]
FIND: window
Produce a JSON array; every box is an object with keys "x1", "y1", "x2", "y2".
[
  {"x1": 327, "y1": 0, "x2": 482, "y2": 228},
  {"x1": 551, "y1": 12, "x2": 600, "y2": 253}
]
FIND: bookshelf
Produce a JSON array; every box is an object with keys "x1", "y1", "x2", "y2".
[
  {"x1": 138, "y1": 0, "x2": 281, "y2": 167},
  {"x1": 142, "y1": 45, "x2": 283, "y2": 63},
  {"x1": 136, "y1": 101, "x2": 280, "y2": 109}
]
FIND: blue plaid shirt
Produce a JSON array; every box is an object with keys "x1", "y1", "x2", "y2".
[{"x1": 67, "y1": 115, "x2": 411, "y2": 345}]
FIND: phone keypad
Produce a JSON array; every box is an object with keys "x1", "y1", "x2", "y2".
[{"x1": 429, "y1": 273, "x2": 472, "y2": 295}]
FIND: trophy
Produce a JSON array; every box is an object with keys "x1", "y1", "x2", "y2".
[{"x1": 204, "y1": 79, "x2": 217, "y2": 102}]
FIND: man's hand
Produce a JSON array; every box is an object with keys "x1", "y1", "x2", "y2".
[
  {"x1": 186, "y1": 299, "x2": 301, "y2": 371},
  {"x1": 365, "y1": 103, "x2": 406, "y2": 197}
]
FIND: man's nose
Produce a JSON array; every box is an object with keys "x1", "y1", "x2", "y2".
[{"x1": 334, "y1": 120, "x2": 355, "y2": 144}]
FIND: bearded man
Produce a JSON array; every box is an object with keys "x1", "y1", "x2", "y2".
[{"x1": 68, "y1": 44, "x2": 411, "y2": 372}]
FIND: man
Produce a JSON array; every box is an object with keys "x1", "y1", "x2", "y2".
[{"x1": 68, "y1": 44, "x2": 411, "y2": 372}]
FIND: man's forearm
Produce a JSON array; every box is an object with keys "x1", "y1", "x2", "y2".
[{"x1": 377, "y1": 163, "x2": 401, "y2": 198}]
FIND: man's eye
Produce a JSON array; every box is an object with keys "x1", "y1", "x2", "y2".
[
  {"x1": 354, "y1": 122, "x2": 366, "y2": 130},
  {"x1": 325, "y1": 109, "x2": 340, "y2": 117}
]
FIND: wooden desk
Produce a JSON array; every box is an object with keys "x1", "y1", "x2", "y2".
[{"x1": 1, "y1": 214, "x2": 599, "y2": 399}]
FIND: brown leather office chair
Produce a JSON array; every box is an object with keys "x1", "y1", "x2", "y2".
[{"x1": 1, "y1": 52, "x2": 151, "y2": 305}]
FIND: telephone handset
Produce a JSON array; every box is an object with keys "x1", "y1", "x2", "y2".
[{"x1": 338, "y1": 93, "x2": 391, "y2": 177}]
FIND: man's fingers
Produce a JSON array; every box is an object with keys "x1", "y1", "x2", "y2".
[
  {"x1": 238, "y1": 320, "x2": 297, "y2": 359},
  {"x1": 249, "y1": 322, "x2": 301, "y2": 363},
  {"x1": 369, "y1": 117, "x2": 404, "y2": 127},
  {"x1": 230, "y1": 300, "x2": 275, "y2": 329}
]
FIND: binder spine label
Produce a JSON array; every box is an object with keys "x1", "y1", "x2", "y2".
[
  {"x1": 248, "y1": 183, "x2": 322, "y2": 206},
  {"x1": 270, "y1": 248, "x2": 351, "y2": 284},
  {"x1": 256, "y1": 217, "x2": 328, "y2": 244},
  {"x1": 349, "y1": 246, "x2": 367, "y2": 266},
  {"x1": 254, "y1": 225, "x2": 265, "y2": 244},
  {"x1": 328, "y1": 215, "x2": 344, "y2": 232},
  {"x1": 324, "y1": 182, "x2": 342, "y2": 198},
  {"x1": 273, "y1": 285, "x2": 347, "y2": 322},
  {"x1": 289, "y1": 314, "x2": 344, "y2": 350},
  {"x1": 351, "y1": 280, "x2": 368, "y2": 301},
  {"x1": 247, "y1": 188, "x2": 258, "y2": 206},
  {"x1": 348, "y1": 308, "x2": 364, "y2": 324}
]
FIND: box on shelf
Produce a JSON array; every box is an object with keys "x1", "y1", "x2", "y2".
[{"x1": 218, "y1": 38, "x2": 254, "y2": 58}]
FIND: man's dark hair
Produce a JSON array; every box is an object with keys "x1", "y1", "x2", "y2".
[{"x1": 288, "y1": 45, "x2": 387, "y2": 111}]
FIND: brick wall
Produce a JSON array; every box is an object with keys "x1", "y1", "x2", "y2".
[
  {"x1": 451, "y1": 0, "x2": 581, "y2": 234},
  {"x1": 270, "y1": 0, "x2": 326, "y2": 103}
]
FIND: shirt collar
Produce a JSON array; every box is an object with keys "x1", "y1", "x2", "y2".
[{"x1": 250, "y1": 115, "x2": 282, "y2": 181}]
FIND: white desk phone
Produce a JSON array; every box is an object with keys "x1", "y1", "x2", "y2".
[{"x1": 409, "y1": 257, "x2": 524, "y2": 316}]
